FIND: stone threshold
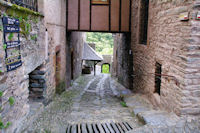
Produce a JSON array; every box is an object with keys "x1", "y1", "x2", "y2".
[{"x1": 123, "y1": 94, "x2": 200, "y2": 133}]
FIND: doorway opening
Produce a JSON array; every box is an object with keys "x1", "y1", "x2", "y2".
[
  {"x1": 29, "y1": 65, "x2": 46, "y2": 101},
  {"x1": 55, "y1": 50, "x2": 61, "y2": 87},
  {"x1": 101, "y1": 63, "x2": 110, "y2": 73},
  {"x1": 84, "y1": 32, "x2": 114, "y2": 75}
]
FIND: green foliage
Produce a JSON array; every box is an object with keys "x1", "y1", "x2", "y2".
[
  {"x1": 86, "y1": 32, "x2": 114, "y2": 55},
  {"x1": 4, "y1": 122, "x2": 11, "y2": 129},
  {"x1": 3, "y1": 44, "x2": 7, "y2": 50},
  {"x1": 0, "y1": 91, "x2": 3, "y2": 97},
  {"x1": 8, "y1": 33, "x2": 14, "y2": 41},
  {"x1": 0, "y1": 26, "x2": 3, "y2": 31},
  {"x1": 102, "y1": 64, "x2": 110, "y2": 74},
  {"x1": 0, "y1": 118, "x2": 12, "y2": 129},
  {"x1": 120, "y1": 101, "x2": 128, "y2": 107},
  {"x1": 8, "y1": 97, "x2": 15, "y2": 106},
  {"x1": 3, "y1": 13, "x2": 7, "y2": 17},
  {"x1": 56, "y1": 81, "x2": 66, "y2": 95},
  {"x1": 31, "y1": 34, "x2": 37, "y2": 41}
]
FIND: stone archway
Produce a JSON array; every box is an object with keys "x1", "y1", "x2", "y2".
[{"x1": 101, "y1": 63, "x2": 111, "y2": 73}]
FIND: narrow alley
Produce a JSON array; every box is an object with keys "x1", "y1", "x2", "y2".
[
  {"x1": 1, "y1": 0, "x2": 200, "y2": 132},
  {"x1": 21, "y1": 74, "x2": 143, "y2": 132}
]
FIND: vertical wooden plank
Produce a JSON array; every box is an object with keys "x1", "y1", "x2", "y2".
[
  {"x1": 111, "y1": 0, "x2": 120, "y2": 31},
  {"x1": 129, "y1": 0, "x2": 132, "y2": 32},
  {"x1": 121, "y1": 0, "x2": 130, "y2": 32},
  {"x1": 80, "y1": 0, "x2": 90, "y2": 30},
  {"x1": 119, "y1": 0, "x2": 121, "y2": 32},
  {"x1": 109, "y1": 0, "x2": 111, "y2": 31},
  {"x1": 90, "y1": 0, "x2": 92, "y2": 30},
  {"x1": 91, "y1": 6, "x2": 109, "y2": 31},
  {"x1": 78, "y1": 0, "x2": 80, "y2": 30},
  {"x1": 68, "y1": 0, "x2": 79, "y2": 30}
]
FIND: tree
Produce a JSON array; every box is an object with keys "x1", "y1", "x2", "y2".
[{"x1": 86, "y1": 32, "x2": 114, "y2": 55}]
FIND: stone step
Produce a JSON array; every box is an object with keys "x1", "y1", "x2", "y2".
[
  {"x1": 137, "y1": 110, "x2": 180, "y2": 127},
  {"x1": 30, "y1": 75, "x2": 45, "y2": 80},
  {"x1": 30, "y1": 87, "x2": 44, "y2": 93},
  {"x1": 31, "y1": 70, "x2": 45, "y2": 75},
  {"x1": 30, "y1": 83, "x2": 45, "y2": 88}
]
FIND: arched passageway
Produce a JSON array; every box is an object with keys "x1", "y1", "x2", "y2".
[{"x1": 101, "y1": 63, "x2": 111, "y2": 73}]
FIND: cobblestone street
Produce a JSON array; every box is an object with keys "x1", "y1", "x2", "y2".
[{"x1": 21, "y1": 74, "x2": 142, "y2": 132}]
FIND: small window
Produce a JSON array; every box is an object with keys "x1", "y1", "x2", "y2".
[
  {"x1": 92, "y1": 0, "x2": 109, "y2": 4},
  {"x1": 139, "y1": 0, "x2": 149, "y2": 45},
  {"x1": 155, "y1": 62, "x2": 162, "y2": 95}
]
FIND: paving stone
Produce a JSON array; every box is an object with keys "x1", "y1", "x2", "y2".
[
  {"x1": 132, "y1": 106, "x2": 151, "y2": 116},
  {"x1": 137, "y1": 111, "x2": 179, "y2": 127},
  {"x1": 18, "y1": 74, "x2": 200, "y2": 133}
]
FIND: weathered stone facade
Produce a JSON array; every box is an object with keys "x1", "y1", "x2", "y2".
[
  {"x1": 67, "y1": 32, "x2": 85, "y2": 81},
  {"x1": 0, "y1": 1, "x2": 45, "y2": 132},
  {"x1": 112, "y1": 33, "x2": 133, "y2": 89},
  {"x1": 0, "y1": 0, "x2": 86, "y2": 132},
  {"x1": 131, "y1": 0, "x2": 200, "y2": 116}
]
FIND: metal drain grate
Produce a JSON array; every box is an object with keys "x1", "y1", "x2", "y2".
[{"x1": 66, "y1": 122, "x2": 133, "y2": 133}]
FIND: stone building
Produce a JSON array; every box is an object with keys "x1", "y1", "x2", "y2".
[
  {"x1": 0, "y1": 0, "x2": 85, "y2": 132},
  {"x1": 112, "y1": 0, "x2": 200, "y2": 116},
  {"x1": 0, "y1": 1, "x2": 45, "y2": 132},
  {"x1": 0, "y1": 0, "x2": 200, "y2": 132}
]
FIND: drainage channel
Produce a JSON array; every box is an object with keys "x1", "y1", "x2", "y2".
[{"x1": 66, "y1": 122, "x2": 133, "y2": 133}]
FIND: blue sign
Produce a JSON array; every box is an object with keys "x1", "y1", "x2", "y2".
[
  {"x1": 3, "y1": 25, "x2": 20, "y2": 33},
  {"x1": 7, "y1": 61, "x2": 22, "y2": 72},
  {"x1": 2, "y1": 16, "x2": 22, "y2": 72},
  {"x1": 5, "y1": 41, "x2": 20, "y2": 48},
  {"x1": 2, "y1": 17, "x2": 20, "y2": 26}
]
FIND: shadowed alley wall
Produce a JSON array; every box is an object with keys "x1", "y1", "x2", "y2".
[
  {"x1": 112, "y1": 33, "x2": 133, "y2": 89},
  {"x1": 131, "y1": 0, "x2": 200, "y2": 116}
]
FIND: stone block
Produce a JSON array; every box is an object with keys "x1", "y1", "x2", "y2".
[
  {"x1": 30, "y1": 83, "x2": 45, "y2": 88},
  {"x1": 132, "y1": 106, "x2": 151, "y2": 116},
  {"x1": 30, "y1": 75, "x2": 45, "y2": 80},
  {"x1": 31, "y1": 70, "x2": 45, "y2": 75},
  {"x1": 137, "y1": 111, "x2": 179, "y2": 127}
]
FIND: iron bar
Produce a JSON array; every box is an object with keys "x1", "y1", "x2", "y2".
[{"x1": 5, "y1": 0, "x2": 38, "y2": 11}]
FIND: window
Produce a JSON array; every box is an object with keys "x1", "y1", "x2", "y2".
[
  {"x1": 155, "y1": 62, "x2": 162, "y2": 95},
  {"x1": 92, "y1": 0, "x2": 109, "y2": 4},
  {"x1": 139, "y1": 0, "x2": 149, "y2": 45}
]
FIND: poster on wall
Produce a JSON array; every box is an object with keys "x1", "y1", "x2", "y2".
[{"x1": 2, "y1": 16, "x2": 22, "y2": 72}]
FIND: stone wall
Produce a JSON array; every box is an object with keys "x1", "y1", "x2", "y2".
[
  {"x1": 43, "y1": 0, "x2": 68, "y2": 95},
  {"x1": 112, "y1": 33, "x2": 133, "y2": 89},
  {"x1": 69, "y1": 32, "x2": 86, "y2": 80},
  {"x1": 43, "y1": 0, "x2": 85, "y2": 93},
  {"x1": 131, "y1": 0, "x2": 200, "y2": 116},
  {"x1": 0, "y1": 1, "x2": 45, "y2": 132}
]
